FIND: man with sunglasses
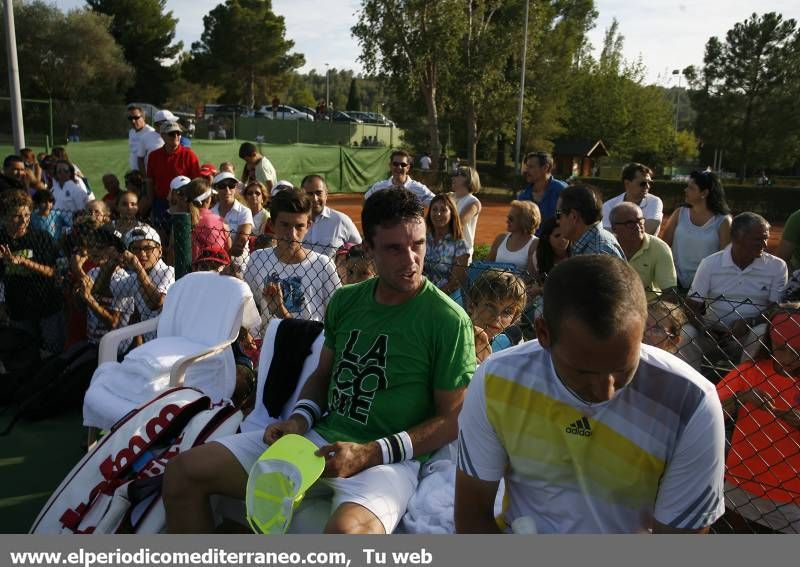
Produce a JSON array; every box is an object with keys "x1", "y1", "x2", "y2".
[
  {"x1": 144, "y1": 121, "x2": 200, "y2": 227},
  {"x1": 126, "y1": 105, "x2": 154, "y2": 172},
  {"x1": 610, "y1": 202, "x2": 677, "y2": 301},
  {"x1": 364, "y1": 149, "x2": 435, "y2": 205},
  {"x1": 136, "y1": 109, "x2": 179, "y2": 174},
  {"x1": 601, "y1": 163, "x2": 663, "y2": 236}
]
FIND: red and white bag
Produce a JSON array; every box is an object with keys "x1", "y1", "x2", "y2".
[{"x1": 30, "y1": 387, "x2": 242, "y2": 534}]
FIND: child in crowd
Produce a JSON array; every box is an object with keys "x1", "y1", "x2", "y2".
[
  {"x1": 123, "y1": 170, "x2": 145, "y2": 201},
  {"x1": 114, "y1": 191, "x2": 140, "y2": 236},
  {"x1": 219, "y1": 161, "x2": 235, "y2": 174},
  {"x1": 466, "y1": 269, "x2": 527, "y2": 363},
  {"x1": 715, "y1": 306, "x2": 800, "y2": 534},
  {"x1": 334, "y1": 242, "x2": 375, "y2": 285},
  {"x1": 643, "y1": 300, "x2": 687, "y2": 355},
  {"x1": 101, "y1": 174, "x2": 122, "y2": 217},
  {"x1": 85, "y1": 200, "x2": 110, "y2": 227},
  {"x1": 30, "y1": 190, "x2": 71, "y2": 241}
]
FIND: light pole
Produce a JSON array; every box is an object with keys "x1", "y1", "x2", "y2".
[
  {"x1": 514, "y1": 0, "x2": 530, "y2": 174},
  {"x1": 325, "y1": 63, "x2": 330, "y2": 111},
  {"x1": 3, "y1": 0, "x2": 25, "y2": 152},
  {"x1": 672, "y1": 69, "x2": 681, "y2": 132}
]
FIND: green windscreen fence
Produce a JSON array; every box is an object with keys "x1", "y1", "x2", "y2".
[{"x1": 0, "y1": 140, "x2": 393, "y2": 195}]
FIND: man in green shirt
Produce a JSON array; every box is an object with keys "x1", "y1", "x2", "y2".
[
  {"x1": 164, "y1": 188, "x2": 476, "y2": 534},
  {"x1": 610, "y1": 202, "x2": 677, "y2": 301},
  {"x1": 777, "y1": 208, "x2": 800, "y2": 272}
]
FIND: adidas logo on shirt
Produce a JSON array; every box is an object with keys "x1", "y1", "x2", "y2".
[{"x1": 565, "y1": 416, "x2": 592, "y2": 437}]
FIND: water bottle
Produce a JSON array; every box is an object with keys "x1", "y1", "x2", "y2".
[{"x1": 511, "y1": 515, "x2": 537, "y2": 534}]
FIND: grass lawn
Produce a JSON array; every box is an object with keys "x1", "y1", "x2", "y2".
[
  {"x1": 0, "y1": 410, "x2": 84, "y2": 533},
  {"x1": 0, "y1": 140, "x2": 253, "y2": 200}
]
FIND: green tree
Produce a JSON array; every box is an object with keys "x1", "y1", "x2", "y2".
[
  {"x1": 346, "y1": 78, "x2": 361, "y2": 111},
  {"x1": 560, "y1": 19, "x2": 675, "y2": 168},
  {"x1": 187, "y1": 0, "x2": 305, "y2": 107},
  {"x1": 1, "y1": 2, "x2": 132, "y2": 102},
  {"x1": 686, "y1": 12, "x2": 800, "y2": 178},
  {"x1": 86, "y1": 0, "x2": 181, "y2": 104},
  {"x1": 353, "y1": 0, "x2": 464, "y2": 164}
]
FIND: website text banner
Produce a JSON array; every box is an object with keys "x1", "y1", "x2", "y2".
[{"x1": 0, "y1": 535, "x2": 794, "y2": 567}]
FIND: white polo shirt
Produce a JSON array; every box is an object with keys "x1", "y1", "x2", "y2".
[
  {"x1": 303, "y1": 206, "x2": 362, "y2": 256},
  {"x1": 602, "y1": 192, "x2": 664, "y2": 230},
  {"x1": 137, "y1": 129, "x2": 165, "y2": 169},
  {"x1": 689, "y1": 246, "x2": 787, "y2": 325},
  {"x1": 364, "y1": 177, "x2": 435, "y2": 205},
  {"x1": 128, "y1": 125, "x2": 155, "y2": 171}
]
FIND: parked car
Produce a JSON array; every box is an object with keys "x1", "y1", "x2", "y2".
[
  {"x1": 204, "y1": 104, "x2": 250, "y2": 117},
  {"x1": 291, "y1": 104, "x2": 318, "y2": 117},
  {"x1": 330, "y1": 111, "x2": 363, "y2": 124},
  {"x1": 250, "y1": 105, "x2": 314, "y2": 121}
]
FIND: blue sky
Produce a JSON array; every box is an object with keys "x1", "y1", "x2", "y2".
[{"x1": 52, "y1": 0, "x2": 800, "y2": 85}]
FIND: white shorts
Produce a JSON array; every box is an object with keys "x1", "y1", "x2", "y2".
[{"x1": 216, "y1": 428, "x2": 420, "y2": 533}]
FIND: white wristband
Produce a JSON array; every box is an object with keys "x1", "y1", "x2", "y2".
[
  {"x1": 291, "y1": 399, "x2": 322, "y2": 429},
  {"x1": 376, "y1": 431, "x2": 414, "y2": 464}
]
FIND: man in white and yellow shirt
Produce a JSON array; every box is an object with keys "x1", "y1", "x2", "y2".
[{"x1": 455, "y1": 255, "x2": 725, "y2": 533}]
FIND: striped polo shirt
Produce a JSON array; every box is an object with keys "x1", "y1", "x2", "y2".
[{"x1": 458, "y1": 341, "x2": 725, "y2": 533}]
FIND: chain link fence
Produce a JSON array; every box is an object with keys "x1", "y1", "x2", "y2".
[{"x1": 1, "y1": 204, "x2": 798, "y2": 533}]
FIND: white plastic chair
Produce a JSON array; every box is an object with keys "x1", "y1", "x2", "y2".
[{"x1": 83, "y1": 272, "x2": 260, "y2": 435}]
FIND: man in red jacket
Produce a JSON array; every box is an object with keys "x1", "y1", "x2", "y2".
[{"x1": 144, "y1": 121, "x2": 200, "y2": 229}]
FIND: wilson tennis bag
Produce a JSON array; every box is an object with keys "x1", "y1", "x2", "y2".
[{"x1": 30, "y1": 387, "x2": 242, "y2": 534}]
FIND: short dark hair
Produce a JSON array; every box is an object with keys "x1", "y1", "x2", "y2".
[
  {"x1": 3, "y1": 154, "x2": 23, "y2": 169},
  {"x1": 269, "y1": 187, "x2": 312, "y2": 220},
  {"x1": 559, "y1": 184, "x2": 603, "y2": 225},
  {"x1": 361, "y1": 188, "x2": 424, "y2": 246},
  {"x1": 238, "y1": 142, "x2": 258, "y2": 159},
  {"x1": 301, "y1": 174, "x2": 326, "y2": 188},
  {"x1": 524, "y1": 151, "x2": 554, "y2": 170},
  {"x1": 621, "y1": 162, "x2": 652, "y2": 183},
  {"x1": 390, "y1": 149, "x2": 411, "y2": 163},
  {"x1": 543, "y1": 255, "x2": 646, "y2": 344}
]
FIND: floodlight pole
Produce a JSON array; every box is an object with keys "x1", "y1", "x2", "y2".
[
  {"x1": 3, "y1": 0, "x2": 25, "y2": 151},
  {"x1": 513, "y1": 0, "x2": 530, "y2": 174}
]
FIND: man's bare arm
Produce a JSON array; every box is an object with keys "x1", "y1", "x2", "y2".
[{"x1": 455, "y1": 470, "x2": 502, "y2": 533}]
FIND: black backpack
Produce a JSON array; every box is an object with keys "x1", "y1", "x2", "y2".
[
  {"x1": 0, "y1": 325, "x2": 41, "y2": 405},
  {"x1": 1, "y1": 341, "x2": 98, "y2": 434}
]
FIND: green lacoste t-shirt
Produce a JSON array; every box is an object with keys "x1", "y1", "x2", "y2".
[{"x1": 314, "y1": 277, "x2": 476, "y2": 450}]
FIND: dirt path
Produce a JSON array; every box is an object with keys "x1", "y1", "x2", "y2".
[{"x1": 328, "y1": 193, "x2": 784, "y2": 251}]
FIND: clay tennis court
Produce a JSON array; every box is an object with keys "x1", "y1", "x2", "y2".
[{"x1": 328, "y1": 193, "x2": 785, "y2": 251}]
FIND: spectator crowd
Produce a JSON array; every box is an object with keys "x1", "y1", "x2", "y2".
[{"x1": 0, "y1": 104, "x2": 799, "y2": 535}]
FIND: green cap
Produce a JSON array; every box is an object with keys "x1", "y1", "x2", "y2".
[{"x1": 245, "y1": 434, "x2": 325, "y2": 534}]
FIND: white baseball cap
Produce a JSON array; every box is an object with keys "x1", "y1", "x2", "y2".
[
  {"x1": 124, "y1": 225, "x2": 161, "y2": 248},
  {"x1": 212, "y1": 171, "x2": 239, "y2": 186},
  {"x1": 154, "y1": 109, "x2": 177, "y2": 123},
  {"x1": 169, "y1": 175, "x2": 191, "y2": 191}
]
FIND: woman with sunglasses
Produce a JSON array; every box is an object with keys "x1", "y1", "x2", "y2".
[
  {"x1": 661, "y1": 170, "x2": 732, "y2": 289},
  {"x1": 51, "y1": 159, "x2": 94, "y2": 214},
  {"x1": 242, "y1": 181, "x2": 270, "y2": 236},
  {"x1": 211, "y1": 172, "x2": 252, "y2": 277},
  {"x1": 452, "y1": 166, "x2": 482, "y2": 263}
]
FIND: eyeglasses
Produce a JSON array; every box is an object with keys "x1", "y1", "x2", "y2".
[
  {"x1": 56, "y1": 168, "x2": 70, "y2": 174},
  {"x1": 639, "y1": 180, "x2": 652, "y2": 188},
  {"x1": 391, "y1": 161, "x2": 409, "y2": 168},
  {"x1": 555, "y1": 208, "x2": 570, "y2": 220},
  {"x1": 612, "y1": 218, "x2": 645, "y2": 228},
  {"x1": 127, "y1": 115, "x2": 142, "y2": 121},
  {"x1": 216, "y1": 182, "x2": 238, "y2": 190},
  {"x1": 130, "y1": 244, "x2": 158, "y2": 253},
  {"x1": 165, "y1": 131, "x2": 181, "y2": 137}
]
